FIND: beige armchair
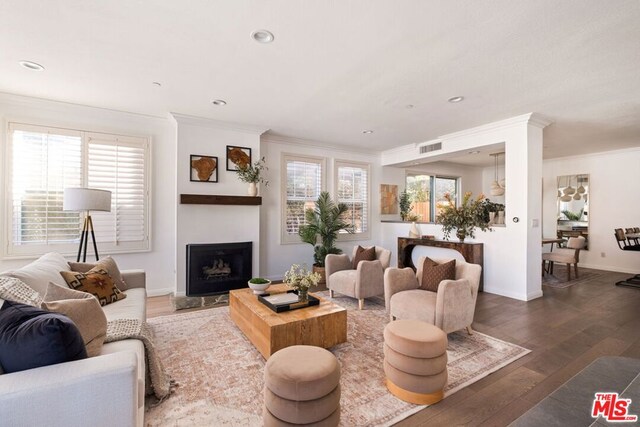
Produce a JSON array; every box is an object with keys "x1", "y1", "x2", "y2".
[
  {"x1": 326, "y1": 246, "x2": 391, "y2": 310},
  {"x1": 383, "y1": 257, "x2": 482, "y2": 334}
]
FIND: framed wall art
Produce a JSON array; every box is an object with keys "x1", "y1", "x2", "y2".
[
  {"x1": 226, "y1": 145, "x2": 252, "y2": 171},
  {"x1": 190, "y1": 155, "x2": 218, "y2": 183},
  {"x1": 380, "y1": 184, "x2": 398, "y2": 214}
]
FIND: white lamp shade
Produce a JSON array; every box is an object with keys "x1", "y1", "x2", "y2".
[{"x1": 63, "y1": 188, "x2": 112, "y2": 212}]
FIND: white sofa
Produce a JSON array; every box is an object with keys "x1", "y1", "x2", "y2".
[{"x1": 0, "y1": 253, "x2": 147, "y2": 427}]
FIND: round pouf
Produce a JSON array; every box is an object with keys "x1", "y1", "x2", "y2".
[
  {"x1": 264, "y1": 345, "x2": 340, "y2": 426},
  {"x1": 383, "y1": 319, "x2": 448, "y2": 405}
]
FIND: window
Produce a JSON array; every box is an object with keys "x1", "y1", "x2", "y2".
[
  {"x1": 335, "y1": 160, "x2": 370, "y2": 238},
  {"x1": 281, "y1": 154, "x2": 325, "y2": 244},
  {"x1": 5, "y1": 123, "x2": 150, "y2": 258},
  {"x1": 405, "y1": 172, "x2": 458, "y2": 222}
]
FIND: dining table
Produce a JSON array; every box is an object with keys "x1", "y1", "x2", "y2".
[{"x1": 542, "y1": 237, "x2": 565, "y2": 251}]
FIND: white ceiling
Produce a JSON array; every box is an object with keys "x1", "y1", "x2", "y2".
[{"x1": 1, "y1": 1, "x2": 639, "y2": 158}]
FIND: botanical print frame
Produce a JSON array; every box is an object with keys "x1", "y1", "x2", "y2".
[
  {"x1": 226, "y1": 145, "x2": 252, "y2": 171},
  {"x1": 190, "y1": 155, "x2": 218, "y2": 183},
  {"x1": 380, "y1": 184, "x2": 398, "y2": 214}
]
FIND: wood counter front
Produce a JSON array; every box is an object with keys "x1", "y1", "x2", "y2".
[
  {"x1": 229, "y1": 284, "x2": 347, "y2": 359},
  {"x1": 398, "y1": 237, "x2": 484, "y2": 291}
]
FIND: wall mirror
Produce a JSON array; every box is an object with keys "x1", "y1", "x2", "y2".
[{"x1": 556, "y1": 174, "x2": 589, "y2": 249}]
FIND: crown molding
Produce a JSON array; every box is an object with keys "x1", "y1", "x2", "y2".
[
  {"x1": 170, "y1": 112, "x2": 269, "y2": 135},
  {"x1": 0, "y1": 91, "x2": 168, "y2": 122},
  {"x1": 439, "y1": 113, "x2": 552, "y2": 142},
  {"x1": 262, "y1": 133, "x2": 380, "y2": 157}
]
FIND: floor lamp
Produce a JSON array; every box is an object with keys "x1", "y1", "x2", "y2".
[{"x1": 63, "y1": 188, "x2": 112, "y2": 262}]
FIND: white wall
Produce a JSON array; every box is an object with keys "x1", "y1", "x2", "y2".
[
  {"x1": 173, "y1": 114, "x2": 266, "y2": 295},
  {"x1": 542, "y1": 147, "x2": 640, "y2": 274},
  {"x1": 0, "y1": 93, "x2": 176, "y2": 296},
  {"x1": 260, "y1": 136, "x2": 381, "y2": 280}
]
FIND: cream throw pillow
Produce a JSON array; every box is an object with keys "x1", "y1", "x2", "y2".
[{"x1": 41, "y1": 282, "x2": 107, "y2": 357}]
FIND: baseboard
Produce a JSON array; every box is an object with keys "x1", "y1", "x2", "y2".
[
  {"x1": 579, "y1": 263, "x2": 639, "y2": 274},
  {"x1": 147, "y1": 287, "x2": 175, "y2": 297},
  {"x1": 526, "y1": 290, "x2": 544, "y2": 300},
  {"x1": 482, "y1": 286, "x2": 529, "y2": 301}
]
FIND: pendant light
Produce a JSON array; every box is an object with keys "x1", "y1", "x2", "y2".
[
  {"x1": 573, "y1": 193, "x2": 581, "y2": 200},
  {"x1": 563, "y1": 175, "x2": 576, "y2": 195},
  {"x1": 490, "y1": 153, "x2": 505, "y2": 196},
  {"x1": 577, "y1": 174, "x2": 586, "y2": 194}
]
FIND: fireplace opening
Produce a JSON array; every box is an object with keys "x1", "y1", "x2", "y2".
[{"x1": 186, "y1": 242, "x2": 252, "y2": 296}]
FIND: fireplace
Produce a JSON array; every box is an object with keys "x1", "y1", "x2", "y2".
[{"x1": 186, "y1": 242, "x2": 252, "y2": 296}]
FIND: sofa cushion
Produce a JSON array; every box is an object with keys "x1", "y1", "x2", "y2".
[
  {"x1": 352, "y1": 245, "x2": 376, "y2": 269},
  {"x1": 60, "y1": 268, "x2": 126, "y2": 306},
  {"x1": 101, "y1": 288, "x2": 147, "y2": 323},
  {"x1": 0, "y1": 300, "x2": 87, "y2": 373},
  {"x1": 420, "y1": 257, "x2": 456, "y2": 292},
  {"x1": 68, "y1": 256, "x2": 127, "y2": 289},
  {"x1": 4, "y1": 252, "x2": 69, "y2": 296},
  {"x1": 42, "y1": 282, "x2": 107, "y2": 357},
  {"x1": 0, "y1": 276, "x2": 43, "y2": 307}
]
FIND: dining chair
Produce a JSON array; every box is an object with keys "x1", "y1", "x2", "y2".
[
  {"x1": 542, "y1": 236, "x2": 586, "y2": 281},
  {"x1": 615, "y1": 228, "x2": 640, "y2": 251},
  {"x1": 626, "y1": 228, "x2": 640, "y2": 245}
]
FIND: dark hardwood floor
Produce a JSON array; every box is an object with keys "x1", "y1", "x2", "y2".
[{"x1": 147, "y1": 268, "x2": 640, "y2": 426}]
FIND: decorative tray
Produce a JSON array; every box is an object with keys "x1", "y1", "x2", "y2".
[{"x1": 258, "y1": 290, "x2": 320, "y2": 313}]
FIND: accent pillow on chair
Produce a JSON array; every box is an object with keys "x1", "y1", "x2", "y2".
[
  {"x1": 41, "y1": 282, "x2": 107, "y2": 357},
  {"x1": 0, "y1": 300, "x2": 87, "y2": 374},
  {"x1": 59, "y1": 267, "x2": 126, "y2": 306},
  {"x1": 352, "y1": 246, "x2": 377, "y2": 269},
  {"x1": 420, "y1": 257, "x2": 456, "y2": 292}
]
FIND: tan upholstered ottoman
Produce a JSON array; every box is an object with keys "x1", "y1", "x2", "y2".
[
  {"x1": 383, "y1": 319, "x2": 448, "y2": 405},
  {"x1": 264, "y1": 345, "x2": 340, "y2": 426}
]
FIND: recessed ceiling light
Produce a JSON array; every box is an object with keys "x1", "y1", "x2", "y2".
[
  {"x1": 19, "y1": 60, "x2": 44, "y2": 71},
  {"x1": 251, "y1": 29, "x2": 274, "y2": 43},
  {"x1": 152, "y1": 81, "x2": 162, "y2": 87},
  {"x1": 212, "y1": 99, "x2": 227, "y2": 106},
  {"x1": 362, "y1": 130, "x2": 373, "y2": 134},
  {"x1": 405, "y1": 104, "x2": 415, "y2": 109},
  {"x1": 448, "y1": 96, "x2": 464, "y2": 103},
  {"x1": 468, "y1": 150, "x2": 480, "y2": 154}
]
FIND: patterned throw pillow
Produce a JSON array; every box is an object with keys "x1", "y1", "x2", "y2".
[
  {"x1": 68, "y1": 256, "x2": 127, "y2": 289},
  {"x1": 420, "y1": 257, "x2": 456, "y2": 292},
  {"x1": 59, "y1": 268, "x2": 126, "y2": 306},
  {"x1": 352, "y1": 246, "x2": 377, "y2": 269},
  {"x1": 0, "y1": 276, "x2": 43, "y2": 307}
]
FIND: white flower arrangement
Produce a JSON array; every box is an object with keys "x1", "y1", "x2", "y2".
[{"x1": 283, "y1": 264, "x2": 321, "y2": 291}]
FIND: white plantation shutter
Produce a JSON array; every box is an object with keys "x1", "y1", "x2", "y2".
[
  {"x1": 335, "y1": 160, "x2": 370, "y2": 237},
  {"x1": 282, "y1": 154, "x2": 325, "y2": 243},
  {"x1": 4, "y1": 123, "x2": 150, "y2": 257},
  {"x1": 87, "y1": 133, "x2": 149, "y2": 250}
]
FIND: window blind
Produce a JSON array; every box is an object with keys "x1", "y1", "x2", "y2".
[
  {"x1": 5, "y1": 123, "x2": 150, "y2": 257},
  {"x1": 336, "y1": 162, "x2": 369, "y2": 234},
  {"x1": 282, "y1": 156, "x2": 324, "y2": 242}
]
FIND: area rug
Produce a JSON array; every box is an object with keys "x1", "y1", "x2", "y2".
[
  {"x1": 542, "y1": 266, "x2": 604, "y2": 288},
  {"x1": 146, "y1": 292, "x2": 530, "y2": 426}
]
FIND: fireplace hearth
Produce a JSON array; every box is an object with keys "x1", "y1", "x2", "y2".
[{"x1": 186, "y1": 242, "x2": 252, "y2": 296}]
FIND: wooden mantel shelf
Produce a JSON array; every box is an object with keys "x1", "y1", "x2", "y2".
[{"x1": 180, "y1": 194, "x2": 262, "y2": 205}]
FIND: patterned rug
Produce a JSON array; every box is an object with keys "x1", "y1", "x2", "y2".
[
  {"x1": 542, "y1": 265, "x2": 604, "y2": 288},
  {"x1": 146, "y1": 292, "x2": 530, "y2": 426}
]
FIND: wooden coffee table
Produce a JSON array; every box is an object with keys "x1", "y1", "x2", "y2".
[{"x1": 229, "y1": 284, "x2": 347, "y2": 359}]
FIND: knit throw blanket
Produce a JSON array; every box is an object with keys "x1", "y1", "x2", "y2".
[{"x1": 106, "y1": 319, "x2": 176, "y2": 402}]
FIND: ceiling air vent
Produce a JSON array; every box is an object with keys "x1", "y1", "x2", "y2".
[{"x1": 419, "y1": 142, "x2": 442, "y2": 154}]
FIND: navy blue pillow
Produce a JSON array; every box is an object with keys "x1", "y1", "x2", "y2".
[{"x1": 0, "y1": 300, "x2": 87, "y2": 374}]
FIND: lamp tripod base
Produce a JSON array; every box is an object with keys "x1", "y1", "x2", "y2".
[{"x1": 77, "y1": 213, "x2": 100, "y2": 262}]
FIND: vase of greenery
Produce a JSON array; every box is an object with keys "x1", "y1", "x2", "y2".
[
  {"x1": 298, "y1": 192, "x2": 353, "y2": 284},
  {"x1": 399, "y1": 190, "x2": 411, "y2": 221},
  {"x1": 235, "y1": 156, "x2": 268, "y2": 196},
  {"x1": 436, "y1": 192, "x2": 491, "y2": 242},
  {"x1": 284, "y1": 264, "x2": 321, "y2": 302}
]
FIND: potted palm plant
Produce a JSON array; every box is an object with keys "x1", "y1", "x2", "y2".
[
  {"x1": 298, "y1": 191, "x2": 353, "y2": 284},
  {"x1": 437, "y1": 192, "x2": 491, "y2": 242}
]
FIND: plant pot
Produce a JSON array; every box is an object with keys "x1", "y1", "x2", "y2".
[
  {"x1": 248, "y1": 279, "x2": 271, "y2": 295},
  {"x1": 297, "y1": 288, "x2": 309, "y2": 302},
  {"x1": 489, "y1": 212, "x2": 496, "y2": 224},
  {"x1": 456, "y1": 230, "x2": 467, "y2": 242},
  {"x1": 497, "y1": 210, "x2": 505, "y2": 225},
  {"x1": 313, "y1": 265, "x2": 326, "y2": 285},
  {"x1": 248, "y1": 182, "x2": 258, "y2": 197},
  {"x1": 409, "y1": 222, "x2": 420, "y2": 238}
]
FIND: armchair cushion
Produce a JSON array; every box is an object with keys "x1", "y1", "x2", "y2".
[
  {"x1": 420, "y1": 258, "x2": 456, "y2": 292},
  {"x1": 352, "y1": 245, "x2": 376, "y2": 269},
  {"x1": 390, "y1": 290, "x2": 437, "y2": 325},
  {"x1": 328, "y1": 270, "x2": 358, "y2": 297}
]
